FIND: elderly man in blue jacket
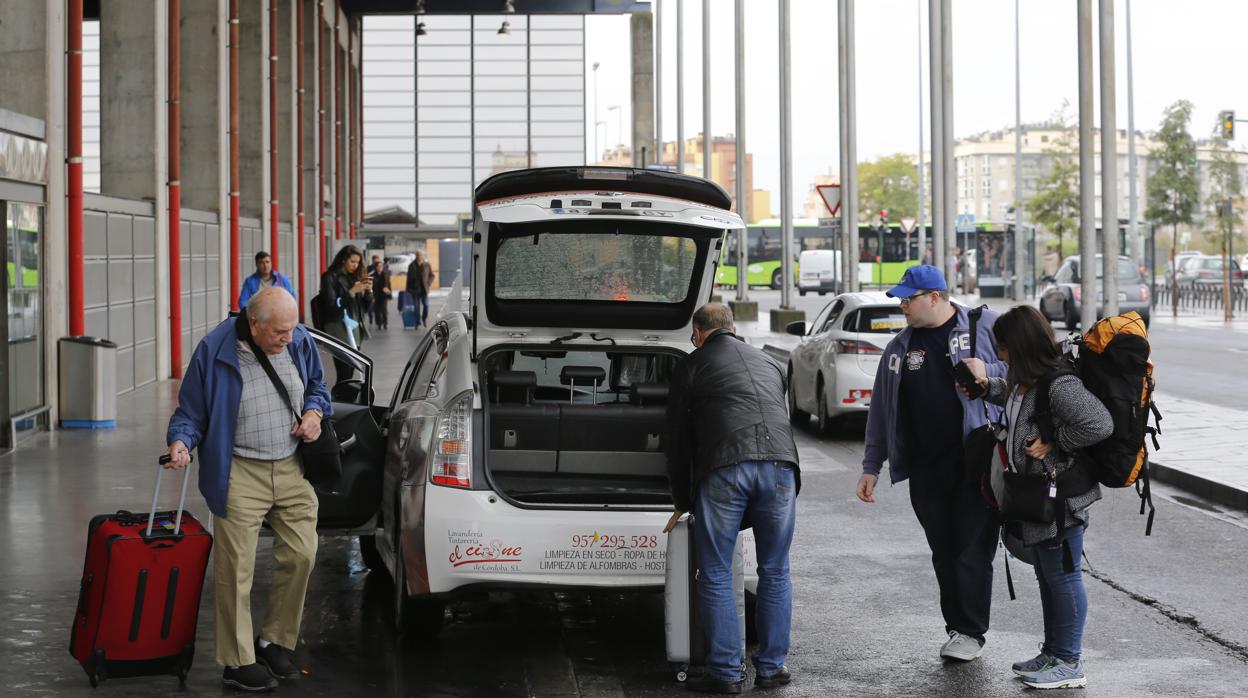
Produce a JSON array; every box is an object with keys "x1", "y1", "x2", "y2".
[
  {"x1": 164, "y1": 287, "x2": 331, "y2": 692},
  {"x1": 855, "y1": 265, "x2": 1007, "y2": 663}
]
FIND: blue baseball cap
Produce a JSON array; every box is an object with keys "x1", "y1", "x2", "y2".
[{"x1": 886, "y1": 264, "x2": 947, "y2": 298}]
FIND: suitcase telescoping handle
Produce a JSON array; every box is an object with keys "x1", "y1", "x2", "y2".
[{"x1": 150, "y1": 454, "x2": 195, "y2": 537}]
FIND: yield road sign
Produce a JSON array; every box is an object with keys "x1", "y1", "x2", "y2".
[
  {"x1": 899, "y1": 217, "x2": 917, "y2": 234},
  {"x1": 816, "y1": 184, "x2": 841, "y2": 217}
]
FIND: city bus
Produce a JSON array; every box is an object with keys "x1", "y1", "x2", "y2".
[{"x1": 716, "y1": 219, "x2": 926, "y2": 289}]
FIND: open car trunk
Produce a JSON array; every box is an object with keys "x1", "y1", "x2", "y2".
[{"x1": 479, "y1": 346, "x2": 681, "y2": 507}]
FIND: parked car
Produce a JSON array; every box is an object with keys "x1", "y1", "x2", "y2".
[
  {"x1": 1038, "y1": 254, "x2": 1150, "y2": 328},
  {"x1": 385, "y1": 253, "x2": 416, "y2": 277},
  {"x1": 304, "y1": 167, "x2": 761, "y2": 637},
  {"x1": 797, "y1": 249, "x2": 840, "y2": 296},
  {"x1": 1174, "y1": 254, "x2": 1245, "y2": 289},
  {"x1": 784, "y1": 292, "x2": 904, "y2": 432}
]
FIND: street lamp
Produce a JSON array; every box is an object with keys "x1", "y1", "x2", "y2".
[{"x1": 591, "y1": 62, "x2": 601, "y2": 164}]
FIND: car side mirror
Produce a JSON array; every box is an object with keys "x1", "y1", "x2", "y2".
[{"x1": 786, "y1": 321, "x2": 807, "y2": 337}]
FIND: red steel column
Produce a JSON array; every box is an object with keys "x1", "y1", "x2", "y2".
[
  {"x1": 168, "y1": 0, "x2": 183, "y2": 376},
  {"x1": 333, "y1": 5, "x2": 342, "y2": 241},
  {"x1": 229, "y1": 0, "x2": 241, "y2": 311},
  {"x1": 68, "y1": 0, "x2": 84, "y2": 336},
  {"x1": 348, "y1": 27, "x2": 355, "y2": 240},
  {"x1": 268, "y1": 0, "x2": 279, "y2": 267},
  {"x1": 296, "y1": 0, "x2": 306, "y2": 319},
  {"x1": 318, "y1": 2, "x2": 328, "y2": 267}
]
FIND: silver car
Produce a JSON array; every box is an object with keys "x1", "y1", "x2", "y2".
[{"x1": 1039, "y1": 254, "x2": 1151, "y2": 328}]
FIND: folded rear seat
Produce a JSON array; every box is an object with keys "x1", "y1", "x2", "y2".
[
  {"x1": 556, "y1": 383, "x2": 669, "y2": 477},
  {"x1": 488, "y1": 370, "x2": 558, "y2": 473}
]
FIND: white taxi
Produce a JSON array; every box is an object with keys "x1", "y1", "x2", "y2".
[{"x1": 307, "y1": 167, "x2": 757, "y2": 637}]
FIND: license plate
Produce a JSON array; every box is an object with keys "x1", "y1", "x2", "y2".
[{"x1": 1096, "y1": 292, "x2": 1128, "y2": 302}]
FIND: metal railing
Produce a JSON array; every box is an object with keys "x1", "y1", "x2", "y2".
[{"x1": 1151, "y1": 281, "x2": 1248, "y2": 317}]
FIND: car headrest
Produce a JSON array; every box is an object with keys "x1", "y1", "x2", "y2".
[
  {"x1": 629, "y1": 382, "x2": 669, "y2": 406},
  {"x1": 492, "y1": 370, "x2": 537, "y2": 404},
  {"x1": 559, "y1": 366, "x2": 606, "y2": 385}
]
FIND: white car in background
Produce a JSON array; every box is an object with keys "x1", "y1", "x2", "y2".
[{"x1": 784, "y1": 292, "x2": 905, "y2": 432}]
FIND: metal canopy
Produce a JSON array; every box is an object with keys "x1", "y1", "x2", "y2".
[{"x1": 341, "y1": 0, "x2": 647, "y2": 15}]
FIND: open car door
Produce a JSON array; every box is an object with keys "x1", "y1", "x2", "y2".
[{"x1": 305, "y1": 327, "x2": 386, "y2": 530}]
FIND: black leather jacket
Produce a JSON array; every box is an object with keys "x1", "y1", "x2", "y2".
[{"x1": 665, "y1": 329, "x2": 801, "y2": 512}]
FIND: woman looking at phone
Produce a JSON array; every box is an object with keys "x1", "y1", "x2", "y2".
[
  {"x1": 962, "y1": 305, "x2": 1111, "y2": 690},
  {"x1": 319, "y1": 244, "x2": 372, "y2": 353}
]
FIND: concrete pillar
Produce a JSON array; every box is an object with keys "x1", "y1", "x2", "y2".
[
  {"x1": 100, "y1": 0, "x2": 170, "y2": 379},
  {"x1": 630, "y1": 12, "x2": 655, "y2": 167},
  {"x1": 181, "y1": 0, "x2": 222, "y2": 212},
  {"x1": 0, "y1": 3, "x2": 48, "y2": 120},
  {"x1": 45, "y1": 3, "x2": 68, "y2": 423},
  {"x1": 239, "y1": 0, "x2": 264, "y2": 221},
  {"x1": 277, "y1": 0, "x2": 297, "y2": 273}
]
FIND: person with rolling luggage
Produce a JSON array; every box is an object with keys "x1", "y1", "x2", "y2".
[
  {"x1": 70, "y1": 456, "x2": 213, "y2": 687},
  {"x1": 664, "y1": 303, "x2": 800, "y2": 694},
  {"x1": 165, "y1": 287, "x2": 332, "y2": 692}
]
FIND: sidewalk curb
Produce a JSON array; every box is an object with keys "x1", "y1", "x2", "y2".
[
  {"x1": 1149, "y1": 462, "x2": 1248, "y2": 513},
  {"x1": 763, "y1": 342, "x2": 1248, "y2": 513}
]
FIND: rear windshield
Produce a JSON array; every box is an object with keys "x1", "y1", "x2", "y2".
[
  {"x1": 494, "y1": 231, "x2": 701, "y2": 303},
  {"x1": 846, "y1": 306, "x2": 907, "y2": 333},
  {"x1": 1077, "y1": 258, "x2": 1140, "y2": 281}
]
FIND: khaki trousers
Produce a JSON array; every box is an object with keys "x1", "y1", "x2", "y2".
[{"x1": 213, "y1": 454, "x2": 318, "y2": 667}]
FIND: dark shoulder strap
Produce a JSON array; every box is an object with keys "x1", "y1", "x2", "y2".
[
  {"x1": 967, "y1": 305, "x2": 985, "y2": 359},
  {"x1": 238, "y1": 314, "x2": 301, "y2": 423}
]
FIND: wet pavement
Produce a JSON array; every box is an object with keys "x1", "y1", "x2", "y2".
[{"x1": 2, "y1": 308, "x2": 1247, "y2": 696}]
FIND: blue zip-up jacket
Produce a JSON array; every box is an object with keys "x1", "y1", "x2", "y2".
[
  {"x1": 166, "y1": 317, "x2": 332, "y2": 518},
  {"x1": 238, "y1": 271, "x2": 295, "y2": 309},
  {"x1": 862, "y1": 303, "x2": 1008, "y2": 483}
]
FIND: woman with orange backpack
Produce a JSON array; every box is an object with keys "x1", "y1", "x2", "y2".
[{"x1": 962, "y1": 305, "x2": 1112, "y2": 690}]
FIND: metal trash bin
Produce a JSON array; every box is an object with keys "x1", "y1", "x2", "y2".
[{"x1": 59, "y1": 336, "x2": 118, "y2": 429}]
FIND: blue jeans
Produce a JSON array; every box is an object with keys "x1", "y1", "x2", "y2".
[
  {"x1": 693, "y1": 461, "x2": 797, "y2": 682},
  {"x1": 413, "y1": 291, "x2": 430, "y2": 326},
  {"x1": 1033, "y1": 524, "x2": 1088, "y2": 663}
]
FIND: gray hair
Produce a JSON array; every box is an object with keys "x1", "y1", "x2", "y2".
[
  {"x1": 248, "y1": 287, "x2": 298, "y2": 326},
  {"x1": 692, "y1": 303, "x2": 734, "y2": 332}
]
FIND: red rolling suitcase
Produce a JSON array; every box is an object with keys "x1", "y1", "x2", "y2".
[{"x1": 69, "y1": 457, "x2": 213, "y2": 687}]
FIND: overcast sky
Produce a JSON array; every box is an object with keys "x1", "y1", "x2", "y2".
[{"x1": 586, "y1": 0, "x2": 1248, "y2": 214}]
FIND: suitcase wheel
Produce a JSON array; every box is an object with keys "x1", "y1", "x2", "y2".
[{"x1": 674, "y1": 664, "x2": 689, "y2": 683}]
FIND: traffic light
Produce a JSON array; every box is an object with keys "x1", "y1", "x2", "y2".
[{"x1": 1220, "y1": 110, "x2": 1235, "y2": 140}]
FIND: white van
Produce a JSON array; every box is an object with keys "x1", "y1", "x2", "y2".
[{"x1": 797, "y1": 249, "x2": 840, "y2": 295}]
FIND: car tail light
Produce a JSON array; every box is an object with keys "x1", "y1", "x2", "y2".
[
  {"x1": 1072, "y1": 286, "x2": 1081, "y2": 302},
  {"x1": 843, "y1": 389, "x2": 872, "y2": 404},
  {"x1": 1140, "y1": 285, "x2": 1149, "y2": 302},
  {"x1": 431, "y1": 391, "x2": 473, "y2": 488},
  {"x1": 835, "y1": 340, "x2": 883, "y2": 355}
]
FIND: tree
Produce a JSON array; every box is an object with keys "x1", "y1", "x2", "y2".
[
  {"x1": 1205, "y1": 129, "x2": 1242, "y2": 319},
  {"x1": 1145, "y1": 99, "x2": 1199, "y2": 317},
  {"x1": 857, "y1": 153, "x2": 918, "y2": 222},
  {"x1": 1027, "y1": 105, "x2": 1079, "y2": 259}
]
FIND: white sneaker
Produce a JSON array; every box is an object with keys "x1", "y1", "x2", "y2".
[{"x1": 939, "y1": 630, "x2": 984, "y2": 661}]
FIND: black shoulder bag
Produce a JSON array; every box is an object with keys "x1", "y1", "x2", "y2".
[{"x1": 237, "y1": 313, "x2": 342, "y2": 485}]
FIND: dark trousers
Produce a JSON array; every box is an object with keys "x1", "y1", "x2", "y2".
[
  {"x1": 908, "y1": 465, "x2": 999, "y2": 643},
  {"x1": 413, "y1": 291, "x2": 430, "y2": 326},
  {"x1": 373, "y1": 298, "x2": 388, "y2": 328}
]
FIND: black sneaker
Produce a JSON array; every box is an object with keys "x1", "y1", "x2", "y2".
[
  {"x1": 686, "y1": 674, "x2": 743, "y2": 694},
  {"x1": 222, "y1": 664, "x2": 278, "y2": 692},
  {"x1": 755, "y1": 667, "x2": 792, "y2": 688},
  {"x1": 255, "y1": 639, "x2": 301, "y2": 680}
]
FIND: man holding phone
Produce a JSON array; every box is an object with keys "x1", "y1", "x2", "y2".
[{"x1": 855, "y1": 265, "x2": 1008, "y2": 662}]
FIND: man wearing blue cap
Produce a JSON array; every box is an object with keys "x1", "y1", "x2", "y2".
[{"x1": 855, "y1": 265, "x2": 1007, "y2": 662}]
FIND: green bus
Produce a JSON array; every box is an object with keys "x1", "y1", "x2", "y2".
[{"x1": 717, "y1": 221, "x2": 928, "y2": 289}]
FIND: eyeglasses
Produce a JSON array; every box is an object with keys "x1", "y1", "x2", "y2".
[
  {"x1": 899, "y1": 290, "x2": 935, "y2": 307},
  {"x1": 690, "y1": 332, "x2": 698, "y2": 346}
]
